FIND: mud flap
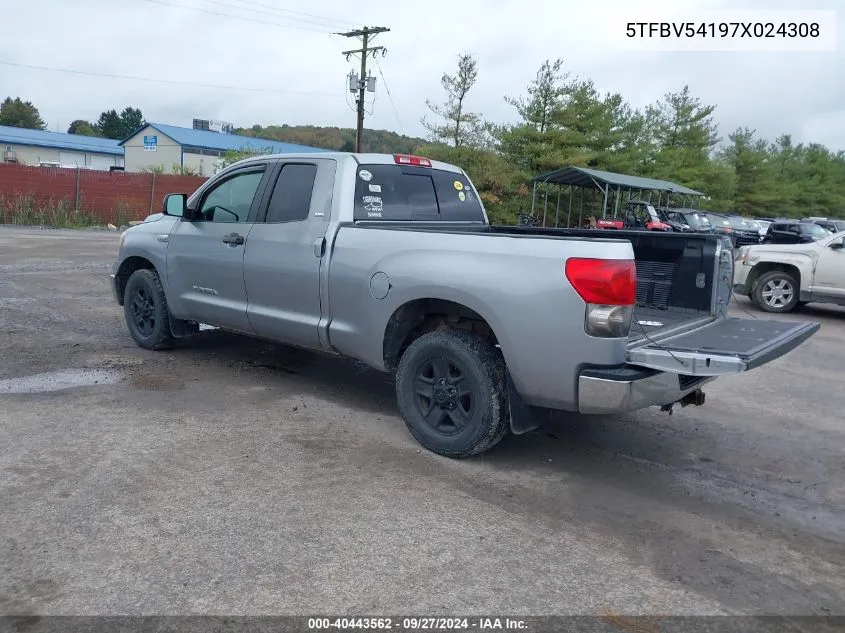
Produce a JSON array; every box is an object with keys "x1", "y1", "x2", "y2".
[
  {"x1": 507, "y1": 372, "x2": 548, "y2": 435},
  {"x1": 169, "y1": 314, "x2": 199, "y2": 338},
  {"x1": 627, "y1": 317, "x2": 819, "y2": 376}
]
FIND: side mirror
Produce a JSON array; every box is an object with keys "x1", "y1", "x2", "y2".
[
  {"x1": 830, "y1": 240, "x2": 844, "y2": 250},
  {"x1": 163, "y1": 193, "x2": 187, "y2": 218}
]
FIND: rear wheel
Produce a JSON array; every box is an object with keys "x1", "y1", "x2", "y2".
[
  {"x1": 753, "y1": 270, "x2": 799, "y2": 313},
  {"x1": 123, "y1": 269, "x2": 174, "y2": 350},
  {"x1": 395, "y1": 330, "x2": 509, "y2": 458}
]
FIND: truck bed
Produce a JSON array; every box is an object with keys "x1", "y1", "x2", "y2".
[
  {"x1": 487, "y1": 226, "x2": 726, "y2": 341},
  {"x1": 350, "y1": 221, "x2": 728, "y2": 344}
]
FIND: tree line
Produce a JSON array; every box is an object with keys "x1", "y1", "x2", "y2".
[
  {"x1": 415, "y1": 54, "x2": 845, "y2": 223},
  {"x1": 3, "y1": 57, "x2": 844, "y2": 225},
  {"x1": 0, "y1": 97, "x2": 144, "y2": 140}
]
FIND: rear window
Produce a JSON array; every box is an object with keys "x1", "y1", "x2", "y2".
[
  {"x1": 726, "y1": 216, "x2": 752, "y2": 230},
  {"x1": 353, "y1": 164, "x2": 484, "y2": 222}
]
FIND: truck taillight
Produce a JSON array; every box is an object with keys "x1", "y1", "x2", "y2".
[
  {"x1": 565, "y1": 258, "x2": 636, "y2": 305},
  {"x1": 565, "y1": 258, "x2": 637, "y2": 338},
  {"x1": 394, "y1": 154, "x2": 432, "y2": 167}
]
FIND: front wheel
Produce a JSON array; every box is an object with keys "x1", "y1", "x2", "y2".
[
  {"x1": 753, "y1": 270, "x2": 799, "y2": 313},
  {"x1": 395, "y1": 330, "x2": 510, "y2": 458},
  {"x1": 123, "y1": 268, "x2": 174, "y2": 350}
]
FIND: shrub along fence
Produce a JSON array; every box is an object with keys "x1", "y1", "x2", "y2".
[{"x1": 0, "y1": 164, "x2": 208, "y2": 226}]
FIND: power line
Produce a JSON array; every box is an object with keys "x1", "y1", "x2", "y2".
[
  {"x1": 0, "y1": 61, "x2": 341, "y2": 97},
  {"x1": 221, "y1": 0, "x2": 358, "y2": 28},
  {"x1": 195, "y1": 0, "x2": 345, "y2": 29},
  {"x1": 136, "y1": 0, "x2": 333, "y2": 33},
  {"x1": 374, "y1": 56, "x2": 404, "y2": 136}
]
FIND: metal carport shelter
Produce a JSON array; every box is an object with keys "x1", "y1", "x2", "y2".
[{"x1": 529, "y1": 166, "x2": 705, "y2": 228}]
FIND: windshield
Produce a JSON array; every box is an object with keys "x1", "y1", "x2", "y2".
[
  {"x1": 677, "y1": 212, "x2": 708, "y2": 229},
  {"x1": 745, "y1": 220, "x2": 763, "y2": 231},
  {"x1": 726, "y1": 216, "x2": 753, "y2": 230},
  {"x1": 801, "y1": 222, "x2": 830, "y2": 237}
]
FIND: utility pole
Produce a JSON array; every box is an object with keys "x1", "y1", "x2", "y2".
[{"x1": 338, "y1": 25, "x2": 389, "y2": 152}]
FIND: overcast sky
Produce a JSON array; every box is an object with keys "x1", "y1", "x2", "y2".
[{"x1": 2, "y1": 0, "x2": 843, "y2": 151}]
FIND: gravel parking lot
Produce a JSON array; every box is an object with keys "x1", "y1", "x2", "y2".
[{"x1": 1, "y1": 226, "x2": 844, "y2": 618}]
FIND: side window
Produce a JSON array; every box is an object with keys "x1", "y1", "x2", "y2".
[
  {"x1": 265, "y1": 163, "x2": 318, "y2": 223},
  {"x1": 198, "y1": 170, "x2": 264, "y2": 223}
]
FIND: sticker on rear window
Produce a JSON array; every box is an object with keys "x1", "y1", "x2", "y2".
[
  {"x1": 458, "y1": 191, "x2": 466, "y2": 201},
  {"x1": 453, "y1": 180, "x2": 463, "y2": 191},
  {"x1": 368, "y1": 184, "x2": 382, "y2": 193},
  {"x1": 362, "y1": 195, "x2": 383, "y2": 212},
  {"x1": 359, "y1": 169, "x2": 373, "y2": 181}
]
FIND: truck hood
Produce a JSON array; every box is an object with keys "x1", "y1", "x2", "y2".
[{"x1": 128, "y1": 213, "x2": 179, "y2": 234}]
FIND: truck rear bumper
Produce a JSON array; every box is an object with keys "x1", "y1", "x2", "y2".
[{"x1": 577, "y1": 365, "x2": 715, "y2": 414}]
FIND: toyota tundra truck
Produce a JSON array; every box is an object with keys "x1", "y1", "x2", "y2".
[{"x1": 109, "y1": 152, "x2": 819, "y2": 458}]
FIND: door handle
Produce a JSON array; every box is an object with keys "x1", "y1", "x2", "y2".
[
  {"x1": 222, "y1": 232, "x2": 245, "y2": 246},
  {"x1": 313, "y1": 237, "x2": 326, "y2": 258}
]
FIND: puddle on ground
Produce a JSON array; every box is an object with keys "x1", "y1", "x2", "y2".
[{"x1": 0, "y1": 368, "x2": 123, "y2": 394}]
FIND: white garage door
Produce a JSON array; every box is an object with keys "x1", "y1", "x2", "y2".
[
  {"x1": 59, "y1": 151, "x2": 85, "y2": 167},
  {"x1": 89, "y1": 154, "x2": 116, "y2": 170}
]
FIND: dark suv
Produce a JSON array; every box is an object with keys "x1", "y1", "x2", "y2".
[
  {"x1": 704, "y1": 213, "x2": 760, "y2": 246},
  {"x1": 763, "y1": 220, "x2": 830, "y2": 244}
]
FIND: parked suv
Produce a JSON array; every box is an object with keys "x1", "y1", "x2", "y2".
[
  {"x1": 704, "y1": 213, "x2": 760, "y2": 247},
  {"x1": 804, "y1": 217, "x2": 845, "y2": 233},
  {"x1": 763, "y1": 220, "x2": 830, "y2": 244}
]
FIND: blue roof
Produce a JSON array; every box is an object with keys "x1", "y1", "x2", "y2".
[
  {"x1": 125, "y1": 123, "x2": 330, "y2": 154},
  {"x1": 0, "y1": 125, "x2": 124, "y2": 156}
]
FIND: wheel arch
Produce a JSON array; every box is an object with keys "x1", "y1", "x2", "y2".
[
  {"x1": 114, "y1": 256, "x2": 160, "y2": 306},
  {"x1": 747, "y1": 261, "x2": 802, "y2": 293},
  {"x1": 382, "y1": 298, "x2": 501, "y2": 373}
]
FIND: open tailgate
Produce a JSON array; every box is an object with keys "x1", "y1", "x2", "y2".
[{"x1": 627, "y1": 317, "x2": 819, "y2": 376}]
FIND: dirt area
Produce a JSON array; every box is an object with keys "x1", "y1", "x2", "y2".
[{"x1": 1, "y1": 226, "x2": 844, "y2": 619}]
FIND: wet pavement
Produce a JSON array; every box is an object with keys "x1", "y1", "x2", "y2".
[{"x1": 0, "y1": 226, "x2": 844, "y2": 619}]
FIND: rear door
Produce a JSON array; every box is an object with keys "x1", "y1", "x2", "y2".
[
  {"x1": 626, "y1": 317, "x2": 819, "y2": 376},
  {"x1": 243, "y1": 158, "x2": 336, "y2": 350}
]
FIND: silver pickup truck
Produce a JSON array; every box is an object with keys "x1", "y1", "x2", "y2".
[{"x1": 110, "y1": 152, "x2": 820, "y2": 458}]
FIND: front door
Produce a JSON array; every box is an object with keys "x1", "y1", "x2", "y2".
[
  {"x1": 166, "y1": 165, "x2": 270, "y2": 332},
  {"x1": 811, "y1": 234, "x2": 845, "y2": 301},
  {"x1": 243, "y1": 159, "x2": 335, "y2": 350}
]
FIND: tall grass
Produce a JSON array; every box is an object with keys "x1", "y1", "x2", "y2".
[{"x1": 0, "y1": 193, "x2": 101, "y2": 228}]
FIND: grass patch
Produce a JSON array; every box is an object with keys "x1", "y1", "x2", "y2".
[{"x1": 0, "y1": 193, "x2": 102, "y2": 228}]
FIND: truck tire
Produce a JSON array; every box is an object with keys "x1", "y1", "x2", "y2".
[
  {"x1": 123, "y1": 268, "x2": 174, "y2": 350},
  {"x1": 395, "y1": 330, "x2": 509, "y2": 458},
  {"x1": 752, "y1": 270, "x2": 799, "y2": 313}
]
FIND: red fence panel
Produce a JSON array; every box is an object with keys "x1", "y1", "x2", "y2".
[{"x1": 0, "y1": 164, "x2": 208, "y2": 224}]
